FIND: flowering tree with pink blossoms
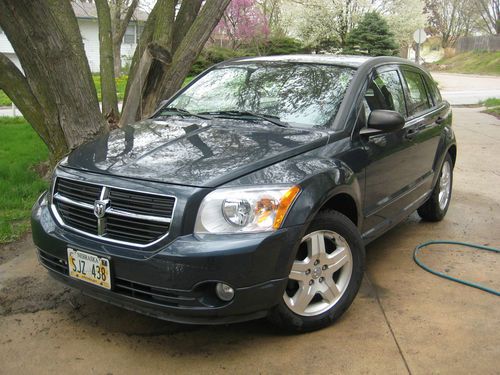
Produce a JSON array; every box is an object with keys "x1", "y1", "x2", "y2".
[{"x1": 215, "y1": 0, "x2": 270, "y2": 48}]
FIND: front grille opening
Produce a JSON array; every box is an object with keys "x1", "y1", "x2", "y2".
[
  {"x1": 56, "y1": 178, "x2": 101, "y2": 204},
  {"x1": 105, "y1": 214, "x2": 170, "y2": 244},
  {"x1": 37, "y1": 250, "x2": 204, "y2": 309},
  {"x1": 55, "y1": 201, "x2": 98, "y2": 235},
  {"x1": 109, "y1": 189, "x2": 174, "y2": 218},
  {"x1": 114, "y1": 278, "x2": 202, "y2": 308},
  {"x1": 52, "y1": 177, "x2": 175, "y2": 247},
  {"x1": 38, "y1": 249, "x2": 69, "y2": 275}
]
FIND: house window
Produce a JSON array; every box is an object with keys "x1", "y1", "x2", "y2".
[
  {"x1": 136, "y1": 24, "x2": 144, "y2": 43},
  {"x1": 123, "y1": 25, "x2": 135, "y2": 44}
]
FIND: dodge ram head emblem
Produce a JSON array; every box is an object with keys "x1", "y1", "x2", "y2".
[{"x1": 93, "y1": 199, "x2": 109, "y2": 219}]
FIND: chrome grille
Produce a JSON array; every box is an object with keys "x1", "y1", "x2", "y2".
[
  {"x1": 108, "y1": 189, "x2": 174, "y2": 217},
  {"x1": 55, "y1": 200, "x2": 98, "y2": 235},
  {"x1": 51, "y1": 177, "x2": 175, "y2": 247},
  {"x1": 56, "y1": 178, "x2": 101, "y2": 204}
]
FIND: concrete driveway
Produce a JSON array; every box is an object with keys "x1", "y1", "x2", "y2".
[
  {"x1": 431, "y1": 72, "x2": 500, "y2": 105},
  {"x1": 0, "y1": 107, "x2": 499, "y2": 374}
]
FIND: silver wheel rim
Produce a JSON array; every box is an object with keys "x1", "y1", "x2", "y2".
[
  {"x1": 438, "y1": 161, "x2": 451, "y2": 211},
  {"x1": 284, "y1": 230, "x2": 353, "y2": 317}
]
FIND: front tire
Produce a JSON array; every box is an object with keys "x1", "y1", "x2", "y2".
[
  {"x1": 417, "y1": 153, "x2": 453, "y2": 222},
  {"x1": 268, "y1": 210, "x2": 365, "y2": 332}
]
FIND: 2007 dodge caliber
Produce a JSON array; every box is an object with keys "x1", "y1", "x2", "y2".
[{"x1": 32, "y1": 55, "x2": 456, "y2": 332}]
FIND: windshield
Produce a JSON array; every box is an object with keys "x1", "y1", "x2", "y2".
[{"x1": 166, "y1": 63, "x2": 355, "y2": 128}]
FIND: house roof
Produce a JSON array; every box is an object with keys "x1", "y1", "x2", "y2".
[{"x1": 71, "y1": 1, "x2": 148, "y2": 21}]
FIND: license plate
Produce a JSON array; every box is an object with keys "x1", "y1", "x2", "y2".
[{"x1": 67, "y1": 248, "x2": 111, "y2": 289}]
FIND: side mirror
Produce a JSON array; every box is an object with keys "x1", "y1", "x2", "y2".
[{"x1": 361, "y1": 110, "x2": 405, "y2": 135}]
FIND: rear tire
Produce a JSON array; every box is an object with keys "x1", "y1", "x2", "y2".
[
  {"x1": 268, "y1": 210, "x2": 365, "y2": 333},
  {"x1": 417, "y1": 153, "x2": 453, "y2": 222}
]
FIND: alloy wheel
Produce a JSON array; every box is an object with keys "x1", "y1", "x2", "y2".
[
  {"x1": 284, "y1": 230, "x2": 353, "y2": 316},
  {"x1": 438, "y1": 160, "x2": 451, "y2": 210}
]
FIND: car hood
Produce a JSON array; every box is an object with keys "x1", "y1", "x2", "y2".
[{"x1": 64, "y1": 117, "x2": 329, "y2": 187}]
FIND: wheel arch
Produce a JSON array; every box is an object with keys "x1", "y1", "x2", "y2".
[
  {"x1": 447, "y1": 144, "x2": 457, "y2": 167},
  {"x1": 318, "y1": 193, "x2": 359, "y2": 227},
  {"x1": 283, "y1": 166, "x2": 363, "y2": 231}
]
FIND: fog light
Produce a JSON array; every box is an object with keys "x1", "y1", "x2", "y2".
[{"x1": 215, "y1": 282, "x2": 235, "y2": 302}]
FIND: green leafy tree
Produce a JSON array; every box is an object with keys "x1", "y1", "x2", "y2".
[{"x1": 345, "y1": 12, "x2": 399, "y2": 56}]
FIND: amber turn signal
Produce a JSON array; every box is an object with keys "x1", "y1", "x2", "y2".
[{"x1": 273, "y1": 185, "x2": 301, "y2": 229}]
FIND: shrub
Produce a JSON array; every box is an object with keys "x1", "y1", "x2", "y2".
[
  {"x1": 189, "y1": 46, "x2": 249, "y2": 76},
  {"x1": 253, "y1": 37, "x2": 308, "y2": 55},
  {"x1": 344, "y1": 12, "x2": 399, "y2": 56},
  {"x1": 189, "y1": 38, "x2": 308, "y2": 76}
]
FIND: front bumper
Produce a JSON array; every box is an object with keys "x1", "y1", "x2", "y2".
[{"x1": 32, "y1": 193, "x2": 304, "y2": 324}]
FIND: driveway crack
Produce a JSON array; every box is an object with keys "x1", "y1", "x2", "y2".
[{"x1": 366, "y1": 274, "x2": 412, "y2": 375}]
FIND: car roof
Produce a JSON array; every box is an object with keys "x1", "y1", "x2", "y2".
[{"x1": 221, "y1": 54, "x2": 422, "y2": 70}]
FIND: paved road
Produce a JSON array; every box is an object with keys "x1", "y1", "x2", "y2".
[
  {"x1": 431, "y1": 72, "x2": 500, "y2": 105},
  {"x1": 0, "y1": 107, "x2": 499, "y2": 374}
]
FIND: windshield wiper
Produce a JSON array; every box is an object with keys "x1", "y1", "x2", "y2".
[
  {"x1": 160, "y1": 107, "x2": 210, "y2": 120},
  {"x1": 199, "y1": 110, "x2": 289, "y2": 128}
]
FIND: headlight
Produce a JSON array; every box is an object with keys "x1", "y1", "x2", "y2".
[{"x1": 194, "y1": 185, "x2": 301, "y2": 234}]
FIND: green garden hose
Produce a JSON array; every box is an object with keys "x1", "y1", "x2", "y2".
[{"x1": 413, "y1": 240, "x2": 500, "y2": 296}]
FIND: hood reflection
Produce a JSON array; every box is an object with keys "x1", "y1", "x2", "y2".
[{"x1": 66, "y1": 117, "x2": 328, "y2": 187}]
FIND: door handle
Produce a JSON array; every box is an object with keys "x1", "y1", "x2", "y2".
[
  {"x1": 435, "y1": 116, "x2": 445, "y2": 124},
  {"x1": 405, "y1": 127, "x2": 418, "y2": 140}
]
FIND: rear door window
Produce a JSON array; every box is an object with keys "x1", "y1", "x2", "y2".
[{"x1": 402, "y1": 70, "x2": 431, "y2": 116}]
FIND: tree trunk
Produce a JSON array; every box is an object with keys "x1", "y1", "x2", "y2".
[
  {"x1": 95, "y1": 0, "x2": 119, "y2": 122},
  {"x1": 122, "y1": 4, "x2": 160, "y2": 107},
  {"x1": 120, "y1": 0, "x2": 176, "y2": 125},
  {"x1": 110, "y1": 0, "x2": 139, "y2": 77},
  {"x1": 1, "y1": 0, "x2": 230, "y2": 162},
  {"x1": 113, "y1": 41, "x2": 122, "y2": 77},
  {"x1": 120, "y1": 0, "x2": 231, "y2": 126},
  {"x1": 141, "y1": 0, "x2": 232, "y2": 116},
  {"x1": 0, "y1": 0, "x2": 107, "y2": 162}
]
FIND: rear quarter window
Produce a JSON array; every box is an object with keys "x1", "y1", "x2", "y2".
[{"x1": 425, "y1": 75, "x2": 442, "y2": 105}]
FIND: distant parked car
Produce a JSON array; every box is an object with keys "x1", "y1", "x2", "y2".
[{"x1": 32, "y1": 55, "x2": 456, "y2": 332}]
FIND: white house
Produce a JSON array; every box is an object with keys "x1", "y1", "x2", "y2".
[{"x1": 0, "y1": 1, "x2": 147, "y2": 73}]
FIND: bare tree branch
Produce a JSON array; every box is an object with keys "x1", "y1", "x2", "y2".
[
  {"x1": 0, "y1": 53, "x2": 50, "y2": 144},
  {"x1": 114, "y1": 0, "x2": 140, "y2": 44}
]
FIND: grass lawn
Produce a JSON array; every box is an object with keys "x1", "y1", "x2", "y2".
[
  {"x1": 92, "y1": 74, "x2": 128, "y2": 101},
  {"x1": 0, "y1": 117, "x2": 49, "y2": 243},
  {"x1": 430, "y1": 51, "x2": 500, "y2": 75},
  {"x1": 482, "y1": 98, "x2": 500, "y2": 117},
  {"x1": 0, "y1": 90, "x2": 11, "y2": 106}
]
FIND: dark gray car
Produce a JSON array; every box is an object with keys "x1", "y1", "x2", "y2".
[{"x1": 32, "y1": 55, "x2": 456, "y2": 332}]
